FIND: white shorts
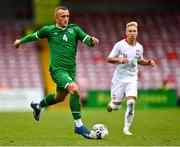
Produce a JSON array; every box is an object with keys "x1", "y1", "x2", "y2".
[{"x1": 111, "y1": 80, "x2": 138, "y2": 102}]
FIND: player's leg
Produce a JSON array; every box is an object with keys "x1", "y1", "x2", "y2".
[
  {"x1": 30, "y1": 90, "x2": 68, "y2": 121},
  {"x1": 107, "y1": 82, "x2": 125, "y2": 112},
  {"x1": 123, "y1": 81, "x2": 137, "y2": 135},
  {"x1": 38, "y1": 90, "x2": 67, "y2": 108},
  {"x1": 66, "y1": 82, "x2": 92, "y2": 139},
  {"x1": 52, "y1": 70, "x2": 92, "y2": 138},
  {"x1": 30, "y1": 70, "x2": 69, "y2": 121}
]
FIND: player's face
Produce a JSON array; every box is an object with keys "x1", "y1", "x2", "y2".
[
  {"x1": 126, "y1": 26, "x2": 138, "y2": 40},
  {"x1": 56, "y1": 9, "x2": 69, "y2": 28}
]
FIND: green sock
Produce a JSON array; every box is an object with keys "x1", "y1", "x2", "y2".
[
  {"x1": 39, "y1": 93, "x2": 57, "y2": 108},
  {"x1": 70, "y1": 95, "x2": 81, "y2": 120}
]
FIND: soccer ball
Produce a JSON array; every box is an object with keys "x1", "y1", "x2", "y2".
[{"x1": 90, "y1": 124, "x2": 108, "y2": 139}]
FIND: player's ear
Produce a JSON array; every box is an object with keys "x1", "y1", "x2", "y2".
[
  {"x1": 55, "y1": 13, "x2": 58, "y2": 21},
  {"x1": 55, "y1": 17, "x2": 58, "y2": 22}
]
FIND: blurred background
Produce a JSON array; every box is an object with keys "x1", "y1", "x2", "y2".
[{"x1": 0, "y1": 0, "x2": 180, "y2": 111}]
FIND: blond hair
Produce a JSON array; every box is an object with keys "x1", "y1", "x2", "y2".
[
  {"x1": 126, "y1": 21, "x2": 138, "y2": 28},
  {"x1": 55, "y1": 6, "x2": 68, "y2": 17}
]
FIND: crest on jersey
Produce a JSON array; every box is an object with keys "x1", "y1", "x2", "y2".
[
  {"x1": 67, "y1": 28, "x2": 74, "y2": 34},
  {"x1": 136, "y1": 50, "x2": 140, "y2": 56},
  {"x1": 68, "y1": 76, "x2": 72, "y2": 80}
]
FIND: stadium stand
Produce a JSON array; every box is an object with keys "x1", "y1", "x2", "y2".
[
  {"x1": 72, "y1": 11, "x2": 180, "y2": 94},
  {"x1": 0, "y1": 11, "x2": 179, "y2": 97},
  {"x1": 0, "y1": 22, "x2": 43, "y2": 90}
]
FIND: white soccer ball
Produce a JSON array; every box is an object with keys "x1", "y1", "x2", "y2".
[{"x1": 90, "y1": 124, "x2": 108, "y2": 139}]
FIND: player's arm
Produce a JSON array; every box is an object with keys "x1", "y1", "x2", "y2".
[
  {"x1": 107, "y1": 42, "x2": 128, "y2": 64},
  {"x1": 13, "y1": 33, "x2": 38, "y2": 48},
  {"x1": 75, "y1": 26, "x2": 99, "y2": 47},
  {"x1": 137, "y1": 47, "x2": 155, "y2": 66},
  {"x1": 107, "y1": 57, "x2": 128, "y2": 64},
  {"x1": 13, "y1": 26, "x2": 49, "y2": 48},
  {"x1": 138, "y1": 59, "x2": 155, "y2": 66}
]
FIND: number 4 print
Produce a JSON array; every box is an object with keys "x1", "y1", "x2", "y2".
[{"x1": 63, "y1": 34, "x2": 68, "y2": 42}]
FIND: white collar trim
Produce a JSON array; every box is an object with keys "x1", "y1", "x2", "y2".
[{"x1": 56, "y1": 24, "x2": 67, "y2": 30}]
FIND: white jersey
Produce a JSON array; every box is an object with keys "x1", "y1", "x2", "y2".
[{"x1": 109, "y1": 39, "x2": 143, "y2": 83}]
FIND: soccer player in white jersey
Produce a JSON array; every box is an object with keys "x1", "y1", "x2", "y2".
[{"x1": 107, "y1": 21, "x2": 155, "y2": 135}]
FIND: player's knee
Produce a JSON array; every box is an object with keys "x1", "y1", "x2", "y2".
[
  {"x1": 67, "y1": 83, "x2": 80, "y2": 96},
  {"x1": 110, "y1": 101, "x2": 122, "y2": 110},
  {"x1": 70, "y1": 89, "x2": 80, "y2": 96},
  {"x1": 68, "y1": 86, "x2": 79, "y2": 96}
]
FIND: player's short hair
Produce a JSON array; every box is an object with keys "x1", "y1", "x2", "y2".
[
  {"x1": 55, "y1": 6, "x2": 68, "y2": 16},
  {"x1": 126, "y1": 21, "x2": 138, "y2": 28}
]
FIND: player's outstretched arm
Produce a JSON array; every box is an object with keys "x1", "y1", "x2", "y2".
[
  {"x1": 13, "y1": 33, "x2": 38, "y2": 48},
  {"x1": 138, "y1": 59, "x2": 155, "y2": 66}
]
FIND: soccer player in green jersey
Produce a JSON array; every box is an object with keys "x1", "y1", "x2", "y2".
[{"x1": 13, "y1": 6, "x2": 99, "y2": 139}]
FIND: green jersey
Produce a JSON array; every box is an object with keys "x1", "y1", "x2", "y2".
[{"x1": 20, "y1": 24, "x2": 94, "y2": 72}]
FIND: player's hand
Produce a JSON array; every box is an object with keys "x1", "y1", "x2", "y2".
[
  {"x1": 149, "y1": 60, "x2": 155, "y2": 67},
  {"x1": 13, "y1": 39, "x2": 21, "y2": 48},
  {"x1": 119, "y1": 58, "x2": 129, "y2": 64},
  {"x1": 91, "y1": 36, "x2": 99, "y2": 45}
]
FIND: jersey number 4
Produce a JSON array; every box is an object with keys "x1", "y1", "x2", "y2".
[{"x1": 63, "y1": 34, "x2": 68, "y2": 42}]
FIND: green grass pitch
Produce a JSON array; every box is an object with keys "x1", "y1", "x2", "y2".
[{"x1": 0, "y1": 108, "x2": 180, "y2": 146}]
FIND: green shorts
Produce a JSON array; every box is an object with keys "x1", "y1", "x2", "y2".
[{"x1": 50, "y1": 69, "x2": 75, "y2": 92}]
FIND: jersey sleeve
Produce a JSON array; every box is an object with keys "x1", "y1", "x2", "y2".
[
  {"x1": 74, "y1": 26, "x2": 94, "y2": 47},
  {"x1": 20, "y1": 33, "x2": 38, "y2": 43},
  {"x1": 19, "y1": 26, "x2": 50, "y2": 44},
  {"x1": 108, "y1": 42, "x2": 121, "y2": 57},
  {"x1": 35, "y1": 26, "x2": 50, "y2": 39}
]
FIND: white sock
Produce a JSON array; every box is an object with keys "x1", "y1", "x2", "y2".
[
  {"x1": 124, "y1": 99, "x2": 135, "y2": 131},
  {"x1": 110, "y1": 101, "x2": 121, "y2": 110},
  {"x1": 74, "y1": 119, "x2": 83, "y2": 128}
]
